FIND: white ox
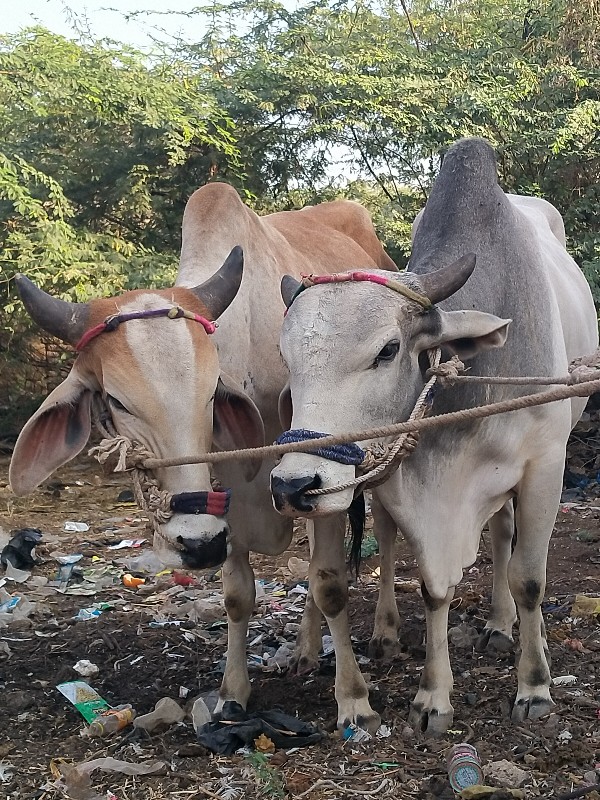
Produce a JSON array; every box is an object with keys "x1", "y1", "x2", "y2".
[
  {"x1": 271, "y1": 138, "x2": 598, "y2": 734},
  {"x1": 9, "y1": 184, "x2": 397, "y2": 730}
]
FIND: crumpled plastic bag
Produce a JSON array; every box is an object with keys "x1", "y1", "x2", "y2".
[
  {"x1": 48, "y1": 757, "x2": 165, "y2": 800},
  {"x1": 196, "y1": 701, "x2": 323, "y2": 755},
  {"x1": 1, "y1": 528, "x2": 43, "y2": 570},
  {"x1": 571, "y1": 594, "x2": 600, "y2": 616}
]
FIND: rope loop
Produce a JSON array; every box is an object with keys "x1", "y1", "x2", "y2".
[{"x1": 425, "y1": 355, "x2": 466, "y2": 385}]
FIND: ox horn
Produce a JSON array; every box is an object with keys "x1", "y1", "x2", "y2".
[
  {"x1": 190, "y1": 245, "x2": 244, "y2": 320},
  {"x1": 417, "y1": 253, "x2": 477, "y2": 304},
  {"x1": 15, "y1": 275, "x2": 90, "y2": 345},
  {"x1": 281, "y1": 275, "x2": 302, "y2": 308}
]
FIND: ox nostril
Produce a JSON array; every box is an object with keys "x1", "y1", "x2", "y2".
[
  {"x1": 271, "y1": 474, "x2": 321, "y2": 512},
  {"x1": 178, "y1": 528, "x2": 228, "y2": 569}
]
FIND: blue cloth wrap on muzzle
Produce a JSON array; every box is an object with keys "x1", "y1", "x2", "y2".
[{"x1": 275, "y1": 429, "x2": 365, "y2": 466}]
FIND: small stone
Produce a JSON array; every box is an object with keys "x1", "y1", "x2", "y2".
[
  {"x1": 484, "y1": 759, "x2": 530, "y2": 788},
  {"x1": 401, "y1": 725, "x2": 414, "y2": 739},
  {"x1": 465, "y1": 693, "x2": 478, "y2": 706}
]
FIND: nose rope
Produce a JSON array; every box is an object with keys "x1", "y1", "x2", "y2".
[
  {"x1": 279, "y1": 347, "x2": 445, "y2": 496},
  {"x1": 89, "y1": 398, "x2": 230, "y2": 551}
]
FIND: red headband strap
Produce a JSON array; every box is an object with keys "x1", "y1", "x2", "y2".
[
  {"x1": 75, "y1": 306, "x2": 217, "y2": 352},
  {"x1": 299, "y1": 271, "x2": 432, "y2": 308}
]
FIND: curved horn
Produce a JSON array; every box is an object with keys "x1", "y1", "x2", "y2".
[
  {"x1": 281, "y1": 275, "x2": 302, "y2": 308},
  {"x1": 190, "y1": 246, "x2": 244, "y2": 320},
  {"x1": 417, "y1": 253, "x2": 477, "y2": 304},
  {"x1": 15, "y1": 275, "x2": 90, "y2": 345}
]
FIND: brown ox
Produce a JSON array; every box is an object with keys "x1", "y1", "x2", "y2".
[{"x1": 10, "y1": 183, "x2": 396, "y2": 730}]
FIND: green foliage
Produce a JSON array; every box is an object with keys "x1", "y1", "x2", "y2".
[
  {"x1": 2, "y1": 1, "x2": 600, "y2": 433},
  {"x1": 243, "y1": 751, "x2": 286, "y2": 798},
  {"x1": 0, "y1": 29, "x2": 239, "y2": 427}
]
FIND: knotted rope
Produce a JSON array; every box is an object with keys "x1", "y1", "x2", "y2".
[
  {"x1": 303, "y1": 348, "x2": 443, "y2": 495},
  {"x1": 89, "y1": 400, "x2": 229, "y2": 549}
]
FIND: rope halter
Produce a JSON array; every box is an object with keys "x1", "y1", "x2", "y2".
[
  {"x1": 75, "y1": 305, "x2": 217, "y2": 352},
  {"x1": 278, "y1": 269, "x2": 454, "y2": 494},
  {"x1": 77, "y1": 307, "x2": 230, "y2": 551}
]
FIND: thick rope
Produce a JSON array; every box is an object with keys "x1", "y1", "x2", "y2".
[
  {"x1": 136, "y1": 371, "x2": 600, "y2": 470},
  {"x1": 89, "y1": 401, "x2": 184, "y2": 551}
]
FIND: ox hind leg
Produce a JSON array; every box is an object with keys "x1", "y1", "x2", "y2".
[
  {"x1": 310, "y1": 513, "x2": 381, "y2": 732},
  {"x1": 368, "y1": 496, "x2": 401, "y2": 659},
  {"x1": 216, "y1": 549, "x2": 255, "y2": 711},
  {"x1": 289, "y1": 521, "x2": 323, "y2": 675},
  {"x1": 476, "y1": 500, "x2": 518, "y2": 652},
  {"x1": 408, "y1": 583, "x2": 455, "y2": 736},
  {"x1": 509, "y1": 459, "x2": 562, "y2": 721}
]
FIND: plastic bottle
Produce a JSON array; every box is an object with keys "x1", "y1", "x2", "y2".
[
  {"x1": 83, "y1": 704, "x2": 136, "y2": 737},
  {"x1": 446, "y1": 742, "x2": 484, "y2": 792}
]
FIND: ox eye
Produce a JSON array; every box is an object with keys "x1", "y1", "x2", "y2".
[
  {"x1": 373, "y1": 340, "x2": 400, "y2": 367},
  {"x1": 107, "y1": 394, "x2": 132, "y2": 415}
]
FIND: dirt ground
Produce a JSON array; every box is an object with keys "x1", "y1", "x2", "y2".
[{"x1": 0, "y1": 441, "x2": 599, "y2": 800}]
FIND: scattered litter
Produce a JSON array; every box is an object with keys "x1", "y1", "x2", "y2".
[
  {"x1": 571, "y1": 594, "x2": 600, "y2": 616},
  {"x1": 72, "y1": 603, "x2": 112, "y2": 622},
  {"x1": 447, "y1": 743, "x2": 484, "y2": 793},
  {"x1": 552, "y1": 674, "x2": 578, "y2": 686},
  {"x1": 376, "y1": 724, "x2": 392, "y2": 738},
  {"x1": 0, "y1": 761, "x2": 14, "y2": 783},
  {"x1": 321, "y1": 634, "x2": 334, "y2": 656},
  {"x1": 0, "y1": 592, "x2": 35, "y2": 626},
  {"x1": 483, "y1": 759, "x2": 530, "y2": 788},
  {"x1": 133, "y1": 697, "x2": 185, "y2": 733},
  {"x1": 0, "y1": 641, "x2": 12, "y2": 658},
  {"x1": 74, "y1": 660, "x2": 100, "y2": 678},
  {"x1": 557, "y1": 729, "x2": 573, "y2": 742},
  {"x1": 448, "y1": 623, "x2": 479, "y2": 649},
  {"x1": 3, "y1": 562, "x2": 32, "y2": 583},
  {"x1": 108, "y1": 538, "x2": 147, "y2": 550},
  {"x1": 47, "y1": 757, "x2": 165, "y2": 799},
  {"x1": 343, "y1": 723, "x2": 372, "y2": 743},
  {"x1": 196, "y1": 701, "x2": 323, "y2": 755},
  {"x1": 254, "y1": 733, "x2": 275, "y2": 753},
  {"x1": 83, "y1": 705, "x2": 136, "y2": 738},
  {"x1": 191, "y1": 697, "x2": 211, "y2": 733},
  {"x1": 287, "y1": 556, "x2": 309, "y2": 580},
  {"x1": 64, "y1": 521, "x2": 90, "y2": 533},
  {"x1": 0, "y1": 528, "x2": 43, "y2": 570},
  {"x1": 122, "y1": 574, "x2": 145, "y2": 589},
  {"x1": 57, "y1": 681, "x2": 111, "y2": 723}
]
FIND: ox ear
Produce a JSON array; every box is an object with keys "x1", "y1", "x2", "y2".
[
  {"x1": 419, "y1": 310, "x2": 511, "y2": 360},
  {"x1": 278, "y1": 383, "x2": 293, "y2": 430},
  {"x1": 213, "y1": 372, "x2": 265, "y2": 482},
  {"x1": 9, "y1": 369, "x2": 93, "y2": 496}
]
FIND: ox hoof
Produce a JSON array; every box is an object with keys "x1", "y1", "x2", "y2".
[
  {"x1": 475, "y1": 627, "x2": 514, "y2": 653},
  {"x1": 511, "y1": 695, "x2": 554, "y2": 723},
  {"x1": 338, "y1": 704, "x2": 381, "y2": 734},
  {"x1": 368, "y1": 635, "x2": 399, "y2": 661},
  {"x1": 288, "y1": 652, "x2": 319, "y2": 676},
  {"x1": 408, "y1": 702, "x2": 454, "y2": 737}
]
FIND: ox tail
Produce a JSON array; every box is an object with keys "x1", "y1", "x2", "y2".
[{"x1": 346, "y1": 492, "x2": 366, "y2": 578}]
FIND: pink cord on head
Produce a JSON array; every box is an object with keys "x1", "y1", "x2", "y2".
[{"x1": 191, "y1": 314, "x2": 217, "y2": 335}]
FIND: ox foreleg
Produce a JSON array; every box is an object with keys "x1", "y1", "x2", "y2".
[
  {"x1": 217, "y1": 549, "x2": 255, "y2": 712},
  {"x1": 310, "y1": 514, "x2": 381, "y2": 732},
  {"x1": 476, "y1": 500, "x2": 518, "y2": 652},
  {"x1": 408, "y1": 583, "x2": 455, "y2": 736},
  {"x1": 289, "y1": 521, "x2": 323, "y2": 675},
  {"x1": 508, "y1": 463, "x2": 560, "y2": 722},
  {"x1": 368, "y1": 496, "x2": 400, "y2": 660}
]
